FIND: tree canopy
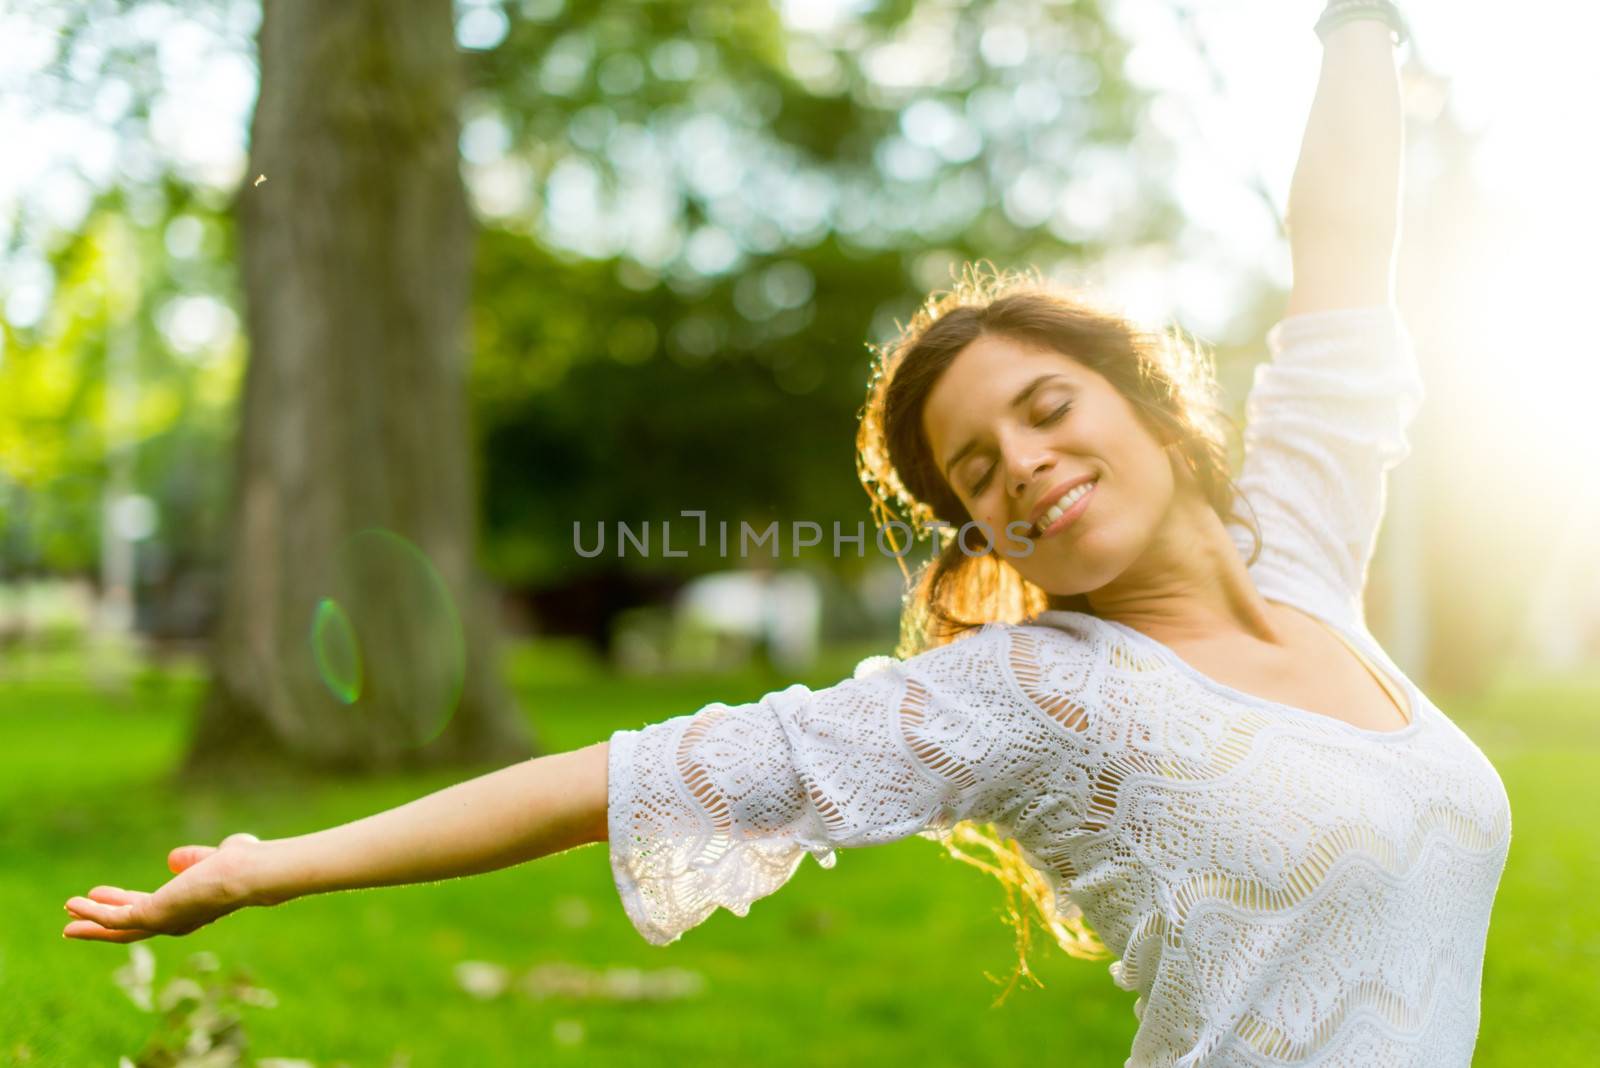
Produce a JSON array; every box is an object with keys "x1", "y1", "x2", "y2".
[{"x1": 2, "y1": 0, "x2": 1200, "y2": 600}]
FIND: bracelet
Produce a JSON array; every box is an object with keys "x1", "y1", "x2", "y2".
[{"x1": 1315, "y1": 0, "x2": 1409, "y2": 47}]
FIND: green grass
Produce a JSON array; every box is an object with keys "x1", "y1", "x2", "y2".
[{"x1": 1, "y1": 643, "x2": 1596, "y2": 1065}]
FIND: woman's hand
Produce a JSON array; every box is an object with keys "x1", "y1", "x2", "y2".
[{"x1": 62, "y1": 832, "x2": 268, "y2": 944}]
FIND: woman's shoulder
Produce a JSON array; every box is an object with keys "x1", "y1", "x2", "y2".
[
  {"x1": 863, "y1": 612, "x2": 1108, "y2": 685},
  {"x1": 989, "y1": 612, "x2": 1118, "y2": 699},
  {"x1": 1013, "y1": 609, "x2": 1103, "y2": 641},
  {"x1": 931, "y1": 612, "x2": 1108, "y2": 655},
  {"x1": 1007, "y1": 611, "x2": 1121, "y2": 667}
]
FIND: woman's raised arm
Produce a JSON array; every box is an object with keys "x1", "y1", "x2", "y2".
[{"x1": 1284, "y1": 18, "x2": 1405, "y2": 317}]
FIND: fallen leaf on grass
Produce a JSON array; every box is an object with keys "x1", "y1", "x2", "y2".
[{"x1": 452, "y1": 958, "x2": 705, "y2": 1002}]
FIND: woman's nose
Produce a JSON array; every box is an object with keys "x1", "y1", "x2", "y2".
[{"x1": 1007, "y1": 452, "x2": 1054, "y2": 498}]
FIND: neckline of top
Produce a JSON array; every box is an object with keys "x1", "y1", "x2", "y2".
[{"x1": 1026, "y1": 607, "x2": 1426, "y2": 742}]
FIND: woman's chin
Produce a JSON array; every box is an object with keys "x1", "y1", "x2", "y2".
[{"x1": 1020, "y1": 545, "x2": 1125, "y2": 600}]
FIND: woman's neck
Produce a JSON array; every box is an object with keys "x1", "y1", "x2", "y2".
[{"x1": 1085, "y1": 496, "x2": 1280, "y2": 647}]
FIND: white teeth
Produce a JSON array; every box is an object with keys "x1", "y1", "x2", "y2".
[{"x1": 1037, "y1": 481, "x2": 1095, "y2": 533}]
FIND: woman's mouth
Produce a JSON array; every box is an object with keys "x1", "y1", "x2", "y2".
[{"x1": 1033, "y1": 479, "x2": 1097, "y2": 539}]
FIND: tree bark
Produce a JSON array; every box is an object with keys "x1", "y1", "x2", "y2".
[{"x1": 180, "y1": 0, "x2": 535, "y2": 782}]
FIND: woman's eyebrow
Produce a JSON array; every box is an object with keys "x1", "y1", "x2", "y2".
[{"x1": 942, "y1": 373, "x2": 1070, "y2": 478}]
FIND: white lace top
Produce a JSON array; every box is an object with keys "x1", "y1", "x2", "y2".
[{"x1": 605, "y1": 307, "x2": 1512, "y2": 1067}]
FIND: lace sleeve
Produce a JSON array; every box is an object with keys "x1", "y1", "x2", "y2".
[
  {"x1": 606, "y1": 622, "x2": 1088, "y2": 946},
  {"x1": 1233, "y1": 305, "x2": 1425, "y2": 627}
]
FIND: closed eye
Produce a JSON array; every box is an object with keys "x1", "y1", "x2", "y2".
[
  {"x1": 967, "y1": 402, "x2": 1072, "y2": 496},
  {"x1": 1038, "y1": 401, "x2": 1071, "y2": 426}
]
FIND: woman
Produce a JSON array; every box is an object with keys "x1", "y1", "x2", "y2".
[{"x1": 64, "y1": 3, "x2": 1511, "y2": 1064}]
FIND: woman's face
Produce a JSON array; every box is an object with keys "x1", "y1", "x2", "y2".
[{"x1": 920, "y1": 332, "x2": 1182, "y2": 597}]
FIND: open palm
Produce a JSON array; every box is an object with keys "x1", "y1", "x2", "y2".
[{"x1": 63, "y1": 832, "x2": 264, "y2": 943}]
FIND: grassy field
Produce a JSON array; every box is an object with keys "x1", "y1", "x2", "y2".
[{"x1": 2, "y1": 640, "x2": 1596, "y2": 1066}]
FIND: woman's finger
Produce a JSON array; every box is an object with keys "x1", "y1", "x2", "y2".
[
  {"x1": 169, "y1": 833, "x2": 258, "y2": 874},
  {"x1": 64, "y1": 894, "x2": 146, "y2": 930},
  {"x1": 69, "y1": 887, "x2": 146, "y2": 915},
  {"x1": 63, "y1": 918, "x2": 152, "y2": 943},
  {"x1": 86, "y1": 885, "x2": 141, "y2": 906},
  {"x1": 168, "y1": 845, "x2": 217, "y2": 873}
]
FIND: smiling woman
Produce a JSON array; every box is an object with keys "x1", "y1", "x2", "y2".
[
  {"x1": 839, "y1": 9, "x2": 1508, "y2": 1063},
  {"x1": 63, "y1": 5, "x2": 1513, "y2": 1066},
  {"x1": 858, "y1": 267, "x2": 1257, "y2": 646}
]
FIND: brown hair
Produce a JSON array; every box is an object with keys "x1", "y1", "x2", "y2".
[{"x1": 854, "y1": 261, "x2": 1261, "y2": 1001}]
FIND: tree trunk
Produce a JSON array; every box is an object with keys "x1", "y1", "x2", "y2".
[{"x1": 180, "y1": 0, "x2": 535, "y2": 781}]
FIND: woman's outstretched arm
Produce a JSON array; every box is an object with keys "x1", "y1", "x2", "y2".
[
  {"x1": 1284, "y1": 18, "x2": 1405, "y2": 317},
  {"x1": 245, "y1": 741, "x2": 611, "y2": 900},
  {"x1": 64, "y1": 741, "x2": 610, "y2": 942}
]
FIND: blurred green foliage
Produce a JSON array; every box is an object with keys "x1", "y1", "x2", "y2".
[{"x1": 2, "y1": 0, "x2": 1186, "y2": 597}]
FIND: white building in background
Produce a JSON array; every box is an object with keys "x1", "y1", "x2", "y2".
[{"x1": 674, "y1": 569, "x2": 823, "y2": 673}]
